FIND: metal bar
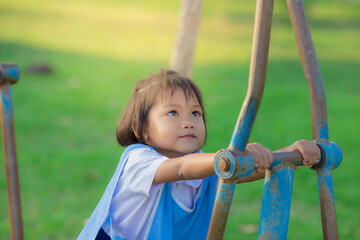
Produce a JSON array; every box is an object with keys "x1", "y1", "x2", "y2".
[
  {"x1": 258, "y1": 164, "x2": 295, "y2": 239},
  {"x1": 286, "y1": 1, "x2": 339, "y2": 238},
  {"x1": 0, "y1": 63, "x2": 23, "y2": 240},
  {"x1": 207, "y1": 0, "x2": 274, "y2": 238},
  {"x1": 211, "y1": 147, "x2": 321, "y2": 239},
  {"x1": 206, "y1": 179, "x2": 236, "y2": 240},
  {"x1": 286, "y1": 0, "x2": 328, "y2": 140},
  {"x1": 316, "y1": 168, "x2": 338, "y2": 240},
  {"x1": 214, "y1": 149, "x2": 322, "y2": 180},
  {"x1": 228, "y1": 0, "x2": 274, "y2": 152},
  {"x1": 271, "y1": 151, "x2": 303, "y2": 168}
]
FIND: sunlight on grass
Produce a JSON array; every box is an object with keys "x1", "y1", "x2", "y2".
[
  {"x1": 1, "y1": 0, "x2": 358, "y2": 66},
  {"x1": 0, "y1": 1, "x2": 178, "y2": 62}
]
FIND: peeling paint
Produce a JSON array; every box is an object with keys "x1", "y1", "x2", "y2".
[{"x1": 0, "y1": 63, "x2": 23, "y2": 240}]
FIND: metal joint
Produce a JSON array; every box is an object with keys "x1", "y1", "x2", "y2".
[
  {"x1": 213, "y1": 149, "x2": 254, "y2": 180},
  {"x1": 0, "y1": 63, "x2": 20, "y2": 85},
  {"x1": 313, "y1": 140, "x2": 342, "y2": 170}
]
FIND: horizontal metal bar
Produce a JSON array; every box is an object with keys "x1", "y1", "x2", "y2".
[
  {"x1": 271, "y1": 150, "x2": 313, "y2": 169},
  {"x1": 214, "y1": 148, "x2": 323, "y2": 180},
  {"x1": 214, "y1": 150, "x2": 312, "y2": 179}
]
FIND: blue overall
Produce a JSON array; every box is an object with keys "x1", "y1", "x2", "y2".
[{"x1": 77, "y1": 144, "x2": 218, "y2": 240}]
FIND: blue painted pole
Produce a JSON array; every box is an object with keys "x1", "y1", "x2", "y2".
[
  {"x1": 208, "y1": 0, "x2": 342, "y2": 238},
  {"x1": 207, "y1": 0, "x2": 274, "y2": 238},
  {"x1": 207, "y1": 0, "x2": 274, "y2": 239},
  {"x1": 206, "y1": 179, "x2": 236, "y2": 239},
  {"x1": 258, "y1": 162, "x2": 296, "y2": 239},
  {"x1": 287, "y1": 0, "x2": 342, "y2": 238},
  {"x1": 314, "y1": 141, "x2": 342, "y2": 239},
  {"x1": 316, "y1": 169, "x2": 338, "y2": 237},
  {"x1": 0, "y1": 63, "x2": 23, "y2": 240}
]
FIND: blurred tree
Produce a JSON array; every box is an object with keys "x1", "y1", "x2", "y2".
[{"x1": 169, "y1": 0, "x2": 202, "y2": 77}]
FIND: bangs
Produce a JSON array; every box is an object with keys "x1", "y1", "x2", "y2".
[{"x1": 158, "y1": 70, "x2": 203, "y2": 106}]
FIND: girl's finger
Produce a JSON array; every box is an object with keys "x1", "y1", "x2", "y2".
[
  {"x1": 259, "y1": 146, "x2": 269, "y2": 170},
  {"x1": 256, "y1": 152, "x2": 265, "y2": 170},
  {"x1": 306, "y1": 141, "x2": 318, "y2": 166},
  {"x1": 298, "y1": 142, "x2": 310, "y2": 168},
  {"x1": 264, "y1": 147, "x2": 273, "y2": 169}
]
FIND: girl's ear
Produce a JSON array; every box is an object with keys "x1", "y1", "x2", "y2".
[
  {"x1": 132, "y1": 120, "x2": 140, "y2": 140},
  {"x1": 133, "y1": 118, "x2": 149, "y2": 143},
  {"x1": 142, "y1": 124, "x2": 149, "y2": 141}
]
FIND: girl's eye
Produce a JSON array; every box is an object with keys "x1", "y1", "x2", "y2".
[
  {"x1": 168, "y1": 111, "x2": 178, "y2": 116},
  {"x1": 192, "y1": 111, "x2": 202, "y2": 117}
]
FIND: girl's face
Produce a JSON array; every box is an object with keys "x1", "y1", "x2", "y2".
[{"x1": 143, "y1": 88, "x2": 206, "y2": 158}]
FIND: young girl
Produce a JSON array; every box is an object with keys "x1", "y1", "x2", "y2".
[{"x1": 78, "y1": 69, "x2": 320, "y2": 240}]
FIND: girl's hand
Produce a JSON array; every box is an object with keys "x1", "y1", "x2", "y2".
[
  {"x1": 246, "y1": 143, "x2": 273, "y2": 171},
  {"x1": 287, "y1": 140, "x2": 321, "y2": 168}
]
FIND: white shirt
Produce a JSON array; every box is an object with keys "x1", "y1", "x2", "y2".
[{"x1": 104, "y1": 147, "x2": 203, "y2": 239}]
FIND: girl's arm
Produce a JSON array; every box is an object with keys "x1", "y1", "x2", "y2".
[
  {"x1": 153, "y1": 153, "x2": 216, "y2": 184},
  {"x1": 153, "y1": 140, "x2": 320, "y2": 184},
  {"x1": 153, "y1": 143, "x2": 273, "y2": 184}
]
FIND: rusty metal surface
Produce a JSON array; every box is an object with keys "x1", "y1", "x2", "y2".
[
  {"x1": 315, "y1": 141, "x2": 342, "y2": 240},
  {"x1": 258, "y1": 164, "x2": 295, "y2": 239},
  {"x1": 228, "y1": 0, "x2": 274, "y2": 152},
  {"x1": 0, "y1": 63, "x2": 19, "y2": 85},
  {"x1": 206, "y1": 179, "x2": 236, "y2": 240},
  {"x1": 208, "y1": 0, "x2": 274, "y2": 238},
  {"x1": 286, "y1": 0, "x2": 328, "y2": 141},
  {"x1": 316, "y1": 169, "x2": 339, "y2": 240},
  {"x1": 207, "y1": 0, "x2": 342, "y2": 238},
  {"x1": 212, "y1": 148, "x2": 308, "y2": 239},
  {"x1": 214, "y1": 149, "x2": 312, "y2": 180},
  {"x1": 287, "y1": 1, "x2": 341, "y2": 239},
  {"x1": 0, "y1": 63, "x2": 23, "y2": 240}
]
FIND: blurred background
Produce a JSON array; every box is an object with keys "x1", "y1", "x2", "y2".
[{"x1": 0, "y1": 0, "x2": 359, "y2": 239}]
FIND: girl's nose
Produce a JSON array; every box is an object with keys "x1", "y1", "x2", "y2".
[{"x1": 182, "y1": 119, "x2": 194, "y2": 129}]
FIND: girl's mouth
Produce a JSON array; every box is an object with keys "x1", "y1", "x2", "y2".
[{"x1": 180, "y1": 134, "x2": 196, "y2": 138}]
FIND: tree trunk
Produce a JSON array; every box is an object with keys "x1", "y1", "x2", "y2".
[{"x1": 170, "y1": 0, "x2": 202, "y2": 78}]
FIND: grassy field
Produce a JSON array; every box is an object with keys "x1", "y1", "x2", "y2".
[{"x1": 0, "y1": 0, "x2": 359, "y2": 239}]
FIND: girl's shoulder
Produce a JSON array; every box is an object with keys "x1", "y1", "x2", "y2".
[
  {"x1": 123, "y1": 143, "x2": 159, "y2": 156},
  {"x1": 122, "y1": 144, "x2": 167, "y2": 164},
  {"x1": 122, "y1": 144, "x2": 203, "y2": 161},
  {"x1": 125, "y1": 143, "x2": 153, "y2": 151}
]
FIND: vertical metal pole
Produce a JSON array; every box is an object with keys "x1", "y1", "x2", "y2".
[
  {"x1": 0, "y1": 63, "x2": 24, "y2": 240},
  {"x1": 229, "y1": 0, "x2": 274, "y2": 152},
  {"x1": 258, "y1": 163, "x2": 295, "y2": 239},
  {"x1": 286, "y1": 0, "x2": 339, "y2": 239},
  {"x1": 286, "y1": 0, "x2": 328, "y2": 140},
  {"x1": 316, "y1": 168, "x2": 338, "y2": 240},
  {"x1": 207, "y1": 0, "x2": 274, "y2": 238},
  {"x1": 206, "y1": 179, "x2": 236, "y2": 239}
]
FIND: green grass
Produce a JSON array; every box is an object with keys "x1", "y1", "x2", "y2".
[{"x1": 0, "y1": 0, "x2": 359, "y2": 239}]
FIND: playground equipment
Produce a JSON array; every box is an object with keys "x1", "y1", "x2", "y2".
[
  {"x1": 207, "y1": 0, "x2": 342, "y2": 239},
  {"x1": 0, "y1": 63, "x2": 23, "y2": 240}
]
